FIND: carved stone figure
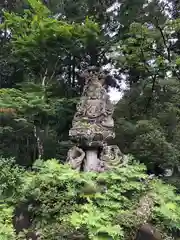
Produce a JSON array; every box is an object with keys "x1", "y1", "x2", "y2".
[
  {"x1": 69, "y1": 68, "x2": 115, "y2": 148},
  {"x1": 67, "y1": 146, "x2": 85, "y2": 171},
  {"x1": 100, "y1": 145, "x2": 124, "y2": 170},
  {"x1": 67, "y1": 66, "x2": 126, "y2": 172}
]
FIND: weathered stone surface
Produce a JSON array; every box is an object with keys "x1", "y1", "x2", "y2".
[
  {"x1": 69, "y1": 122, "x2": 115, "y2": 148},
  {"x1": 100, "y1": 144, "x2": 125, "y2": 170},
  {"x1": 67, "y1": 146, "x2": 85, "y2": 170},
  {"x1": 13, "y1": 203, "x2": 39, "y2": 239},
  {"x1": 69, "y1": 68, "x2": 115, "y2": 148},
  {"x1": 67, "y1": 66, "x2": 124, "y2": 172},
  {"x1": 83, "y1": 150, "x2": 100, "y2": 172},
  {"x1": 135, "y1": 224, "x2": 162, "y2": 240}
]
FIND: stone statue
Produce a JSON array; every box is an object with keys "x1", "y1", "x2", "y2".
[
  {"x1": 67, "y1": 66, "x2": 126, "y2": 172},
  {"x1": 69, "y1": 67, "x2": 115, "y2": 148}
]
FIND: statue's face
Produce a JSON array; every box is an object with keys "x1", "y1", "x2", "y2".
[{"x1": 87, "y1": 85, "x2": 101, "y2": 98}]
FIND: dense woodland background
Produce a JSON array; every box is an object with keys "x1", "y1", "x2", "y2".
[{"x1": 0, "y1": 0, "x2": 180, "y2": 239}]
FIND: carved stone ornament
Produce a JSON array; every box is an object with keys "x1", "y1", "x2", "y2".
[
  {"x1": 100, "y1": 145, "x2": 125, "y2": 170},
  {"x1": 69, "y1": 68, "x2": 115, "y2": 148},
  {"x1": 67, "y1": 146, "x2": 85, "y2": 171}
]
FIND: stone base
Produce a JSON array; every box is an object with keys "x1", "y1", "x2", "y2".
[
  {"x1": 67, "y1": 144, "x2": 127, "y2": 172},
  {"x1": 83, "y1": 150, "x2": 100, "y2": 172}
]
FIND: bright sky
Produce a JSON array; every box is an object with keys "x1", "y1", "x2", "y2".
[
  {"x1": 109, "y1": 88, "x2": 123, "y2": 102},
  {"x1": 109, "y1": 78, "x2": 127, "y2": 102}
]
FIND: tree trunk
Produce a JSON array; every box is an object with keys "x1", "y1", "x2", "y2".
[{"x1": 34, "y1": 126, "x2": 44, "y2": 159}]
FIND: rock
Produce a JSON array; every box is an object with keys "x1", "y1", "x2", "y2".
[
  {"x1": 135, "y1": 224, "x2": 162, "y2": 240},
  {"x1": 13, "y1": 203, "x2": 39, "y2": 239}
]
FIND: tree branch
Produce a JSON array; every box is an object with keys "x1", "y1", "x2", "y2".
[{"x1": 155, "y1": 17, "x2": 171, "y2": 62}]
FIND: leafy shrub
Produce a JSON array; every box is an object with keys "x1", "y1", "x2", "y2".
[
  {"x1": 0, "y1": 157, "x2": 25, "y2": 202},
  {"x1": 0, "y1": 204, "x2": 16, "y2": 240},
  {"x1": 0, "y1": 156, "x2": 180, "y2": 239}
]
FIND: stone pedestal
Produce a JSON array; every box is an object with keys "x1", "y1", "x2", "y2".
[{"x1": 84, "y1": 150, "x2": 99, "y2": 172}]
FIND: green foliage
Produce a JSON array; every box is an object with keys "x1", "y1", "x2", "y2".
[
  {"x1": 0, "y1": 204, "x2": 16, "y2": 240},
  {"x1": 0, "y1": 0, "x2": 103, "y2": 165},
  {"x1": 0, "y1": 159, "x2": 23, "y2": 240},
  {"x1": 1, "y1": 4, "x2": 100, "y2": 70},
  {"x1": 152, "y1": 180, "x2": 180, "y2": 230},
  {"x1": 114, "y1": 9, "x2": 180, "y2": 175},
  {"x1": 0, "y1": 86, "x2": 76, "y2": 164},
  {"x1": 0, "y1": 156, "x2": 180, "y2": 239},
  {"x1": 0, "y1": 158, "x2": 25, "y2": 201}
]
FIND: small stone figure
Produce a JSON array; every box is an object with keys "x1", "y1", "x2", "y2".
[
  {"x1": 67, "y1": 146, "x2": 85, "y2": 171},
  {"x1": 100, "y1": 144, "x2": 124, "y2": 170}
]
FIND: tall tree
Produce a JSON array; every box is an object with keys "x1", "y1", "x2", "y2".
[
  {"x1": 0, "y1": 0, "x2": 102, "y2": 164},
  {"x1": 114, "y1": 0, "x2": 180, "y2": 177}
]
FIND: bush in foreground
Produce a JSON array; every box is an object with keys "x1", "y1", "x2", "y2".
[{"x1": 0, "y1": 157, "x2": 180, "y2": 239}]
